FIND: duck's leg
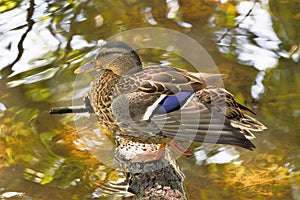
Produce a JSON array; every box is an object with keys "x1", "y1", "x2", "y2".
[
  {"x1": 169, "y1": 140, "x2": 193, "y2": 157},
  {"x1": 131, "y1": 144, "x2": 166, "y2": 163}
]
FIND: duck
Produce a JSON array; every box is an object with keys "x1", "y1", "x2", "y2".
[{"x1": 75, "y1": 41, "x2": 267, "y2": 161}]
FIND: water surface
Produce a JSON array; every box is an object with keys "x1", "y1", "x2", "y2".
[{"x1": 0, "y1": 0, "x2": 299, "y2": 199}]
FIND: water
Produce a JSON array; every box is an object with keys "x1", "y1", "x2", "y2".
[{"x1": 0, "y1": 0, "x2": 299, "y2": 199}]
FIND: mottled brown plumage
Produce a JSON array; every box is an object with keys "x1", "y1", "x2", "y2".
[{"x1": 75, "y1": 41, "x2": 267, "y2": 150}]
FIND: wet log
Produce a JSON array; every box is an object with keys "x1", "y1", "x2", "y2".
[{"x1": 116, "y1": 138, "x2": 186, "y2": 200}]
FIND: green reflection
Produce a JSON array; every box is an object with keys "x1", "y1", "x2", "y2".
[
  {"x1": 0, "y1": 0, "x2": 299, "y2": 199},
  {"x1": 0, "y1": 0, "x2": 19, "y2": 13}
]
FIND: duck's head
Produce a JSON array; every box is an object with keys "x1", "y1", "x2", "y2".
[{"x1": 75, "y1": 41, "x2": 142, "y2": 75}]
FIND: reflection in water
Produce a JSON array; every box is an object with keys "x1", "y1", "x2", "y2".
[
  {"x1": 251, "y1": 70, "x2": 265, "y2": 100},
  {"x1": 0, "y1": 1, "x2": 31, "y2": 70},
  {"x1": 89, "y1": 167, "x2": 129, "y2": 198},
  {"x1": 167, "y1": 0, "x2": 179, "y2": 19},
  {"x1": 143, "y1": 7, "x2": 158, "y2": 25},
  {"x1": 0, "y1": 0, "x2": 299, "y2": 199},
  {"x1": 7, "y1": 67, "x2": 60, "y2": 87},
  {"x1": 211, "y1": 1, "x2": 283, "y2": 100},
  {"x1": 167, "y1": 0, "x2": 193, "y2": 28},
  {"x1": 0, "y1": 192, "x2": 27, "y2": 199},
  {"x1": 23, "y1": 157, "x2": 65, "y2": 185},
  {"x1": 235, "y1": 1, "x2": 280, "y2": 70},
  {"x1": 0, "y1": 102, "x2": 7, "y2": 112},
  {"x1": 195, "y1": 146, "x2": 240, "y2": 165}
]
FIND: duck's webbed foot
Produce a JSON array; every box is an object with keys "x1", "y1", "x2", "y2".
[{"x1": 131, "y1": 144, "x2": 166, "y2": 163}]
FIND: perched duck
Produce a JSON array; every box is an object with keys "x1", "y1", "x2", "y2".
[{"x1": 75, "y1": 41, "x2": 267, "y2": 159}]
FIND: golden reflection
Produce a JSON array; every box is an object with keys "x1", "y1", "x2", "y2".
[{"x1": 0, "y1": 0, "x2": 299, "y2": 199}]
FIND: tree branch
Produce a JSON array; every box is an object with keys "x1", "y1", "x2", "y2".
[{"x1": 50, "y1": 95, "x2": 94, "y2": 114}]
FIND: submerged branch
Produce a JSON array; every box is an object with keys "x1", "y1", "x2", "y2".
[{"x1": 50, "y1": 96, "x2": 94, "y2": 114}]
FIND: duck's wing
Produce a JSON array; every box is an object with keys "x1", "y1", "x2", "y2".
[
  {"x1": 113, "y1": 67, "x2": 265, "y2": 150},
  {"x1": 111, "y1": 67, "x2": 202, "y2": 140},
  {"x1": 134, "y1": 66, "x2": 208, "y2": 94},
  {"x1": 151, "y1": 99, "x2": 258, "y2": 150},
  {"x1": 112, "y1": 90, "x2": 258, "y2": 150},
  {"x1": 175, "y1": 68, "x2": 227, "y2": 86},
  {"x1": 196, "y1": 87, "x2": 267, "y2": 133},
  {"x1": 114, "y1": 66, "x2": 210, "y2": 121},
  {"x1": 115, "y1": 65, "x2": 224, "y2": 95},
  {"x1": 150, "y1": 86, "x2": 267, "y2": 150}
]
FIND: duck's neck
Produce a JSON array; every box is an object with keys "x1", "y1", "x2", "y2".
[
  {"x1": 92, "y1": 69, "x2": 119, "y2": 125},
  {"x1": 93, "y1": 69, "x2": 119, "y2": 103}
]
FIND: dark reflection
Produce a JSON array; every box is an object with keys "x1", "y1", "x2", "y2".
[
  {"x1": 0, "y1": 0, "x2": 299, "y2": 199},
  {"x1": 210, "y1": 1, "x2": 299, "y2": 101},
  {"x1": 212, "y1": 1, "x2": 281, "y2": 71},
  {"x1": 4, "y1": 0, "x2": 35, "y2": 76}
]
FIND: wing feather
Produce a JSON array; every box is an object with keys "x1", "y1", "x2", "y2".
[{"x1": 113, "y1": 66, "x2": 265, "y2": 150}]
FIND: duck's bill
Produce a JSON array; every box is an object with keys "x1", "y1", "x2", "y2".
[{"x1": 74, "y1": 61, "x2": 97, "y2": 74}]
